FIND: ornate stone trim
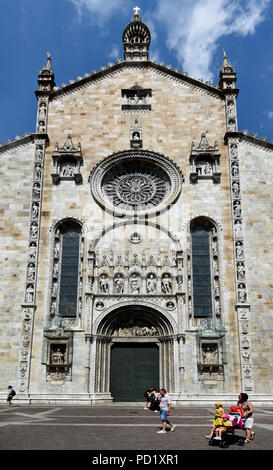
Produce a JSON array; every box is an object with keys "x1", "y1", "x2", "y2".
[
  {"x1": 228, "y1": 137, "x2": 253, "y2": 391},
  {"x1": 18, "y1": 137, "x2": 48, "y2": 393}
]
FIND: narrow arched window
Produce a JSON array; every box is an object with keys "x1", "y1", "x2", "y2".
[
  {"x1": 51, "y1": 220, "x2": 82, "y2": 319},
  {"x1": 191, "y1": 224, "x2": 212, "y2": 317},
  {"x1": 59, "y1": 225, "x2": 81, "y2": 317}
]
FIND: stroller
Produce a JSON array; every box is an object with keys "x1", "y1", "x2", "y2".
[{"x1": 209, "y1": 409, "x2": 245, "y2": 448}]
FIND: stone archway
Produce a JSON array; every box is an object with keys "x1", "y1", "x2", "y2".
[{"x1": 93, "y1": 304, "x2": 176, "y2": 401}]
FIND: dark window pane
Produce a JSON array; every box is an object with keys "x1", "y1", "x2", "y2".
[
  {"x1": 191, "y1": 225, "x2": 212, "y2": 317},
  {"x1": 59, "y1": 226, "x2": 80, "y2": 317}
]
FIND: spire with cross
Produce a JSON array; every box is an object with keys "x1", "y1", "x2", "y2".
[{"x1": 123, "y1": 8, "x2": 151, "y2": 61}]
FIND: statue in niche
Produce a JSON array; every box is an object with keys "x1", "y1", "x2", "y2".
[
  {"x1": 32, "y1": 183, "x2": 40, "y2": 199},
  {"x1": 26, "y1": 284, "x2": 34, "y2": 303},
  {"x1": 36, "y1": 147, "x2": 43, "y2": 161},
  {"x1": 235, "y1": 241, "x2": 244, "y2": 259},
  {"x1": 30, "y1": 223, "x2": 38, "y2": 238},
  {"x1": 50, "y1": 301, "x2": 56, "y2": 315},
  {"x1": 237, "y1": 262, "x2": 245, "y2": 281},
  {"x1": 213, "y1": 262, "x2": 219, "y2": 276},
  {"x1": 132, "y1": 131, "x2": 140, "y2": 140},
  {"x1": 232, "y1": 161, "x2": 239, "y2": 177},
  {"x1": 38, "y1": 121, "x2": 46, "y2": 133},
  {"x1": 196, "y1": 160, "x2": 212, "y2": 176},
  {"x1": 62, "y1": 163, "x2": 75, "y2": 177},
  {"x1": 130, "y1": 274, "x2": 140, "y2": 294},
  {"x1": 51, "y1": 347, "x2": 65, "y2": 365},
  {"x1": 228, "y1": 120, "x2": 236, "y2": 131},
  {"x1": 114, "y1": 275, "x2": 124, "y2": 294},
  {"x1": 27, "y1": 263, "x2": 35, "y2": 281},
  {"x1": 232, "y1": 181, "x2": 240, "y2": 197},
  {"x1": 212, "y1": 240, "x2": 218, "y2": 256},
  {"x1": 146, "y1": 273, "x2": 157, "y2": 293},
  {"x1": 29, "y1": 243, "x2": 36, "y2": 259},
  {"x1": 161, "y1": 274, "x2": 172, "y2": 294},
  {"x1": 39, "y1": 103, "x2": 47, "y2": 120},
  {"x1": 214, "y1": 280, "x2": 220, "y2": 297},
  {"x1": 54, "y1": 244, "x2": 59, "y2": 258},
  {"x1": 52, "y1": 283, "x2": 57, "y2": 297},
  {"x1": 234, "y1": 200, "x2": 241, "y2": 217},
  {"x1": 34, "y1": 164, "x2": 42, "y2": 180},
  {"x1": 238, "y1": 283, "x2": 246, "y2": 302},
  {"x1": 227, "y1": 102, "x2": 234, "y2": 116},
  {"x1": 53, "y1": 263, "x2": 59, "y2": 277},
  {"x1": 99, "y1": 275, "x2": 109, "y2": 293},
  {"x1": 234, "y1": 220, "x2": 242, "y2": 237},
  {"x1": 230, "y1": 144, "x2": 238, "y2": 158},
  {"x1": 32, "y1": 203, "x2": 39, "y2": 219},
  {"x1": 202, "y1": 345, "x2": 218, "y2": 364}
]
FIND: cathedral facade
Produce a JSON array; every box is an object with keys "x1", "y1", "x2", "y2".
[{"x1": 1, "y1": 10, "x2": 273, "y2": 404}]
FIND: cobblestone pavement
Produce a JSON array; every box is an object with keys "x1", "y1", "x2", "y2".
[{"x1": 0, "y1": 404, "x2": 273, "y2": 452}]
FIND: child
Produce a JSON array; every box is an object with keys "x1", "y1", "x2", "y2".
[
  {"x1": 144, "y1": 387, "x2": 155, "y2": 410},
  {"x1": 206, "y1": 401, "x2": 225, "y2": 439},
  {"x1": 7, "y1": 385, "x2": 16, "y2": 407},
  {"x1": 214, "y1": 414, "x2": 232, "y2": 440}
]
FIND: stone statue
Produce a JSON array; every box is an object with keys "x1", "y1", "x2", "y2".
[
  {"x1": 161, "y1": 275, "x2": 172, "y2": 294},
  {"x1": 130, "y1": 274, "x2": 140, "y2": 294},
  {"x1": 26, "y1": 284, "x2": 34, "y2": 303},
  {"x1": 39, "y1": 103, "x2": 47, "y2": 120},
  {"x1": 35, "y1": 164, "x2": 42, "y2": 180},
  {"x1": 27, "y1": 264, "x2": 35, "y2": 281},
  {"x1": 146, "y1": 273, "x2": 157, "y2": 293},
  {"x1": 99, "y1": 275, "x2": 109, "y2": 293},
  {"x1": 203, "y1": 346, "x2": 218, "y2": 364},
  {"x1": 29, "y1": 244, "x2": 36, "y2": 259},
  {"x1": 237, "y1": 262, "x2": 245, "y2": 281},
  {"x1": 114, "y1": 275, "x2": 124, "y2": 294},
  {"x1": 232, "y1": 162, "x2": 239, "y2": 177},
  {"x1": 238, "y1": 284, "x2": 246, "y2": 302},
  {"x1": 51, "y1": 348, "x2": 64, "y2": 365},
  {"x1": 32, "y1": 203, "x2": 39, "y2": 219},
  {"x1": 62, "y1": 164, "x2": 75, "y2": 177}
]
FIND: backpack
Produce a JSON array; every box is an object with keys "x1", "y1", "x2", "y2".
[
  {"x1": 228, "y1": 406, "x2": 245, "y2": 418},
  {"x1": 11, "y1": 389, "x2": 16, "y2": 397}
]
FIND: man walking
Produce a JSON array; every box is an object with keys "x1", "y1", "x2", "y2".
[{"x1": 157, "y1": 388, "x2": 176, "y2": 433}]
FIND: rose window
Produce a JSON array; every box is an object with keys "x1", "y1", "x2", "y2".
[{"x1": 90, "y1": 150, "x2": 182, "y2": 216}]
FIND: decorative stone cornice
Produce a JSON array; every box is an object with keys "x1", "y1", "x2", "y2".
[
  {"x1": 48, "y1": 61, "x2": 224, "y2": 101},
  {"x1": 0, "y1": 133, "x2": 49, "y2": 155},
  {"x1": 224, "y1": 131, "x2": 273, "y2": 151}
]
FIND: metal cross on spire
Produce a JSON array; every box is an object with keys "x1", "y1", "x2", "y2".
[{"x1": 133, "y1": 6, "x2": 140, "y2": 18}]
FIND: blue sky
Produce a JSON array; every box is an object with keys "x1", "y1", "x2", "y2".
[{"x1": 0, "y1": 0, "x2": 273, "y2": 143}]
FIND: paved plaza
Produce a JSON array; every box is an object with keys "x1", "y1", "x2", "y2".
[{"x1": 0, "y1": 403, "x2": 273, "y2": 452}]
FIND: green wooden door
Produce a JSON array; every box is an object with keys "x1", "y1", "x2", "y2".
[{"x1": 110, "y1": 343, "x2": 159, "y2": 401}]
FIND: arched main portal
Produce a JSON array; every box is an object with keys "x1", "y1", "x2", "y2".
[{"x1": 93, "y1": 304, "x2": 176, "y2": 401}]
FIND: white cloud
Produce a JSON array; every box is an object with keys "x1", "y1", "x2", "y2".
[
  {"x1": 69, "y1": 0, "x2": 126, "y2": 24},
  {"x1": 109, "y1": 44, "x2": 120, "y2": 60},
  {"x1": 267, "y1": 111, "x2": 273, "y2": 119},
  {"x1": 154, "y1": 0, "x2": 270, "y2": 81}
]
